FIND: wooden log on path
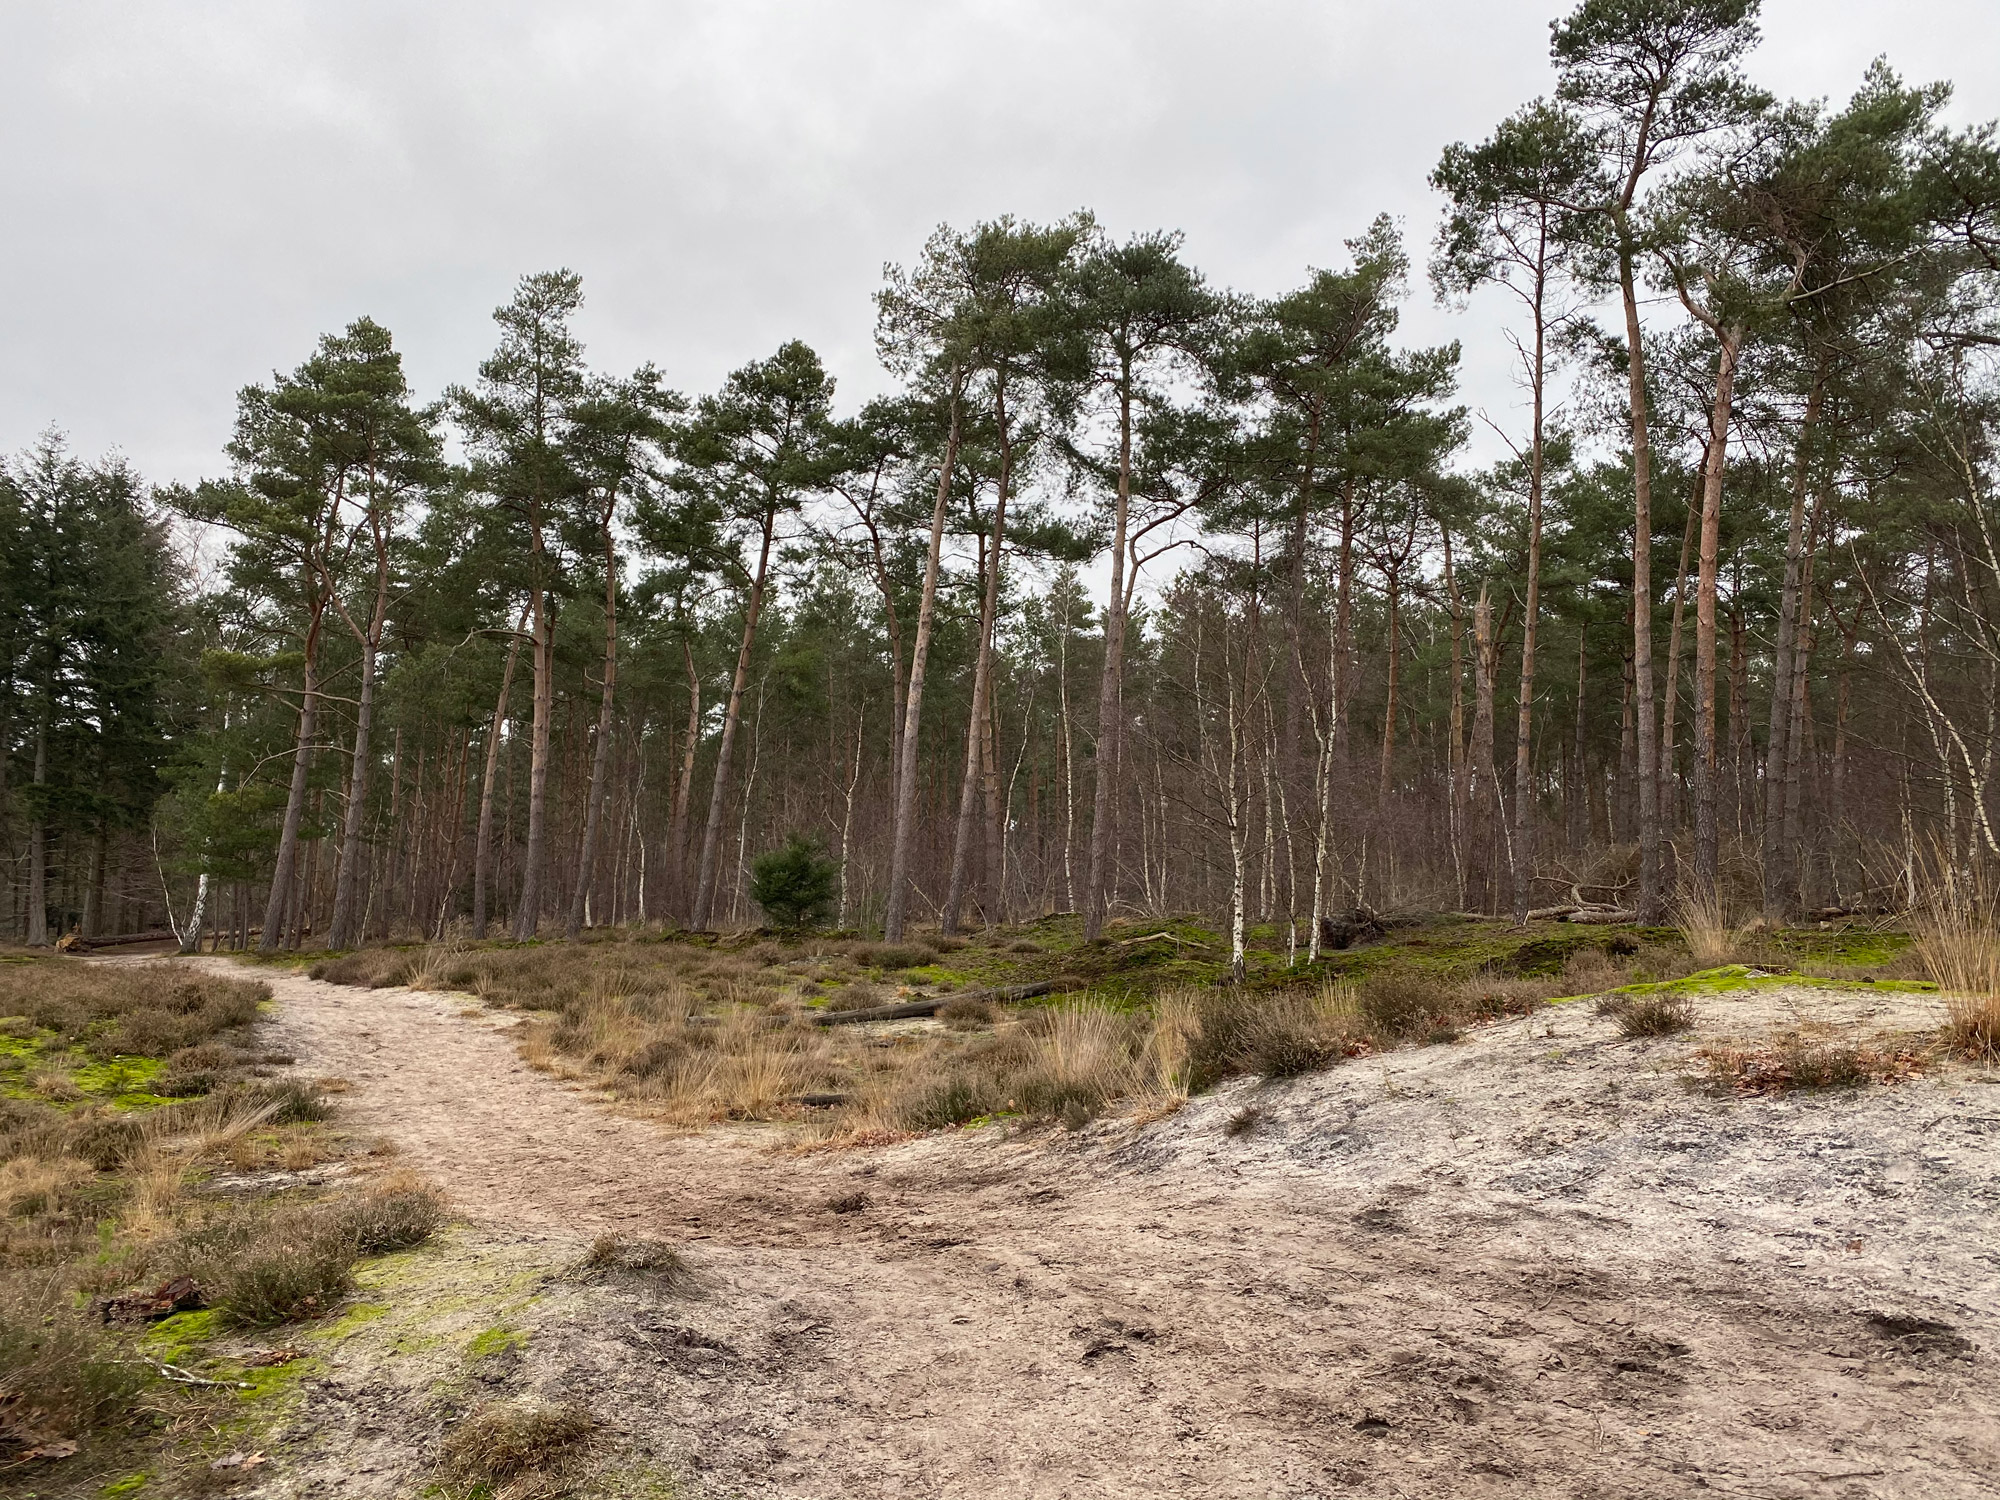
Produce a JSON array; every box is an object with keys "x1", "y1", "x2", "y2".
[{"x1": 811, "y1": 977, "x2": 1072, "y2": 1026}]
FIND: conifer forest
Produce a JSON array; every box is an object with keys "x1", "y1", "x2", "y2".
[{"x1": 9, "y1": 0, "x2": 2000, "y2": 968}]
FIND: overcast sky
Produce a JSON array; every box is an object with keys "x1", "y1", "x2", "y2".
[{"x1": 5, "y1": 0, "x2": 1998, "y2": 487}]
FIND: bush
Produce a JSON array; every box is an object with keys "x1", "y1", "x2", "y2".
[
  {"x1": 937, "y1": 995, "x2": 994, "y2": 1031},
  {"x1": 439, "y1": 1401, "x2": 597, "y2": 1490},
  {"x1": 897, "y1": 1075, "x2": 998, "y2": 1131},
  {"x1": 339, "y1": 1175, "x2": 447, "y2": 1255},
  {"x1": 1598, "y1": 992, "x2": 1695, "y2": 1038},
  {"x1": 205, "y1": 1208, "x2": 356, "y2": 1328},
  {"x1": 1356, "y1": 974, "x2": 1462, "y2": 1043},
  {"x1": 1698, "y1": 1037, "x2": 1923, "y2": 1093},
  {"x1": 749, "y1": 834, "x2": 840, "y2": 933},
  {"x1": 253, "y1": 1080, "x2": 332, "y2": 1124},
  {"x1": 0, "y1": 1276, "x2": 146, "y2": 1443},
  {"x1": 851, "y1": 942, "x2": 937, "y2": 971}
]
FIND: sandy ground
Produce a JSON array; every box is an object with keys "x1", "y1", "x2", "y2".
[{"x1": 170, "y1": 958, "x2": 2000, "y2": 1499}]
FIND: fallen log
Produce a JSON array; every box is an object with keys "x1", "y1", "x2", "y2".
[
  {"x1": 1112, "y1": 930, "x2": 1211, "y2": 949},
  {"x1": 61, "y1": 928, "x2": 183, "y2": 952},
  {"x1": 1525, "y1": 905, "x2": 1580, "y2": 921},
  {"x1": 1566, "y1": 908, "x2": 1638, "y2": 925},
  {"x1": 811, "y1": 978, "x2": 1071, "y2": 1026}
]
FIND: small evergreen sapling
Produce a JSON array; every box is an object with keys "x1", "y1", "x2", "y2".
[{"x1": 749, "y1": 834, "x2": 840, "y2": 933}]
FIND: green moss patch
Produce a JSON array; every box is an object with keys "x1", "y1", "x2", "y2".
[
  {"x1": 466, "y1": 1323, "x2": 528, "y2": 1360},
  {"x1": 1604, "y1": 964, "x2": 1936, "y2": 999}
]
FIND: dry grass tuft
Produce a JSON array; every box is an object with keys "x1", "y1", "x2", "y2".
[
  {"x1": 1597, "y1": 992, "x2": 1696, "y2": 1038},
  {"x1": 1676, "y1": 887, "x2": 1752, "y2": 968},
  {"x1": 1910, "y1": 898, "x2": 2000, "y2": 1062},
  {"x1": 581, "y1": 1233, "x2": 698, "y2": 1292},
  {"x1": 438, "y1": 1400, "x2": 597, "y2": 1496}
]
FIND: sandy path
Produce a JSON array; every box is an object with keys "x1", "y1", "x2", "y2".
[{"x1": 186, "y1": 959, "x2": 2000, "y2": 1499}]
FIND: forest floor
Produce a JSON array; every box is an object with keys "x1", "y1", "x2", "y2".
[{"x1": 96, "y1": 937, "x2": 2000, "y2": 1500}]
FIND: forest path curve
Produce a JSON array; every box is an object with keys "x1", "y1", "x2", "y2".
[{"x1": 161, "y1": 956, "x2": 2000, "y2": 1500}]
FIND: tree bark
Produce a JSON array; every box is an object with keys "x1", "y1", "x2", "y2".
[
  {"x1": 568, "y1": 513, "x2": 622, "y2": 941},
  {"x1": 327, "y1": 522, "x2": 395, "y2": 951},
  {"x1": 884, "y1": 381, "x2": 963, "y2": 942},
  {"x1": 1619, "y1": 242, "x2": 1663, "y2": 922},
  {"x1": 1469, "y1": 584, "x2": 1498, "y2": 915},
  {"x1": 1659, "y1": 488, "x2": 1697, "y2": 838},
  {"x1": 509, "y1": 573, "x2": 557, "y2": 941},
  {"x1": 260, "y1": 602, "x2": 325, "y2": 953},
  {"x1": 1511, "y1": 303, "x2": 1548, "y2": 925},
  {"x1": 666, "y1": 639, "x2": 701, "y2": 923},
  {"x1": 1692, "y1": 324, "x2": 1743, "y2": 897},
  {"x1": 472, "y1": 607, "x2": 527, "y2": 939},
  {"x1": 1082, "y1": 361, "x2": 1135, "y2": 941},
  {"x1": 690, "y1": 501, "x2": 779, "y2": 931},
  {"x1": 1760, "y1": 370, "x2": 1824, "y2": 922},
  {"x1": 946, "y1": 376, "x2": 1014, "y2": 932}
]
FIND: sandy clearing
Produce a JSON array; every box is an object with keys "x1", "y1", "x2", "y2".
[{"x1": 166, "y1": 957, "x2": 2000, "y2": 1498}]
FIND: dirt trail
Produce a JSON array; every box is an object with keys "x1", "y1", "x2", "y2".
[{"x1": 190, "y1": 959, "x2": 2000, "y2": 1499}]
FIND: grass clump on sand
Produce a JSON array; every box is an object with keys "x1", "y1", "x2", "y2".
[
  {"x1": 438, "y1": 1400, "x2": 597, "y2": 1495},
  {"x1": 1910, "y1": 900, "x2": 2000, "y2": 1062},
  {"x1": 582, "y1": 1233, "x2": 699, "y2": 1293},
  {"x1": 0, "y1": 960, "x2": 445, "y2": 1478},
  {"x1": 1597, "y1": 992, "x2": 1696, "y2": 1038}
]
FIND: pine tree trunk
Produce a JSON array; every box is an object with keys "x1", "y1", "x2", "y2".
[
  {"x1": 947, "y1": 385, "x2": 1014, "y2": 932},
  {"x1": 1619, "y1": 247, "x2": 1663, "y2": 923},
  {"x1": 1660, "y1": 494, "x2": 1697, "y2": 839},
  {"x1": 885, "y1": 382, "x2": 963, "y2": 942},
  {"x1": 25, "y1": 705, "x2": 49, "y2": 947},
  {"x1": 1568, "y1": 629, "x2": 1589, "y2": 854},
  {"x1": 510, "y1": 580, "x2": 556, "y2": 941},
  {"x1": 568, "y1": 526, "x2": 621, "y2": 941},
  {"x1": 1761, "y1": 371, "x2": 1824, "y2": 922},
  {"x1": 1512, "y1": 307, "x2": 1548, "y2": 924},
  {"x1": 261, "y1": 608, "x2": 324, "y2": 953},
  {"x1": 1082, "y1": 369, "x2": 1135, "y2": 941},
  {"x1": 1692, "y1": 325, "x2": 1742, "y2": 898},
  {"x1": 690, "y1": 503, "x2": 778, "y2": 931},
  {"x1": 667, "y1": 640, "x2": 701, "y2": 923},
  {"x1": 472, "y1": 610, "x2": 526, "y2": 939},
  {"x1": 1469, "y1": 585, "x2": 1498, "y2": 915}
]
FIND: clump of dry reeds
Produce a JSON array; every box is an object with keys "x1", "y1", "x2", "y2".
[
  {"x1": 1675, "y1": 886, "x2": 1752, "y2": 969},
  {"x1": 1909, "y1": 892, "x2": 2000, "y2": 1062}
]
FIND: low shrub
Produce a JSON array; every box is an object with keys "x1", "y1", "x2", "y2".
[
  {"x1": 1597, "y1": 992, "x2": 1696, "y2": 1038},
  {"x1": 1697, "y1": 1036, "x2": 1924, "y2": 1094},
  {"x1": 1356, "y1": 974, "x2": 1463, "y2": 1044},
  {"x1": 824, "y1": 981, "x2": 887, "y2": 1013},
  {"x1": 0, "y1": 960, "x2": 267, "y2": 1060},
  {"x1": 897, "y1": 1075, "x2": 999, "y2": 1131},
  {"x1": 1946, "y1": 992, "x2": 2000, "y2": 1062},
  {"x1": 339, "y1": 1174, "x2": 447, "y2": 1255},
  {"x1": 937, "y1": 995, "x2": 994, "y2": 1030},
  {"x1": 202, "y1": 1208, "x2": 356, "y2": 1327},
  {"x1": 0, "y1": 1274, "x2": 146, "y2": 1444},
  {"x1": 851, "y1": 943, "x2": 937, "y2": 971},
  {"x1": 439, "y1": 1400, "x2": 597, "y2": 1490},
  {"x1": 254, "y1": 1079, "x2": 332, "y2": 1124}
]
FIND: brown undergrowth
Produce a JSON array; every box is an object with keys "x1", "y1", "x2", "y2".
[
  {"x1": 314, "y1": 927, "x2": 1635, "y2": 1139},
  {"x1": 0, "y1": 957, "x2": 445, "y2": 1491},
  {"x1": 1695, "y1": 1034, "x2": 1931, "y2": 1093}
]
